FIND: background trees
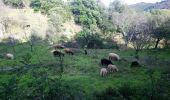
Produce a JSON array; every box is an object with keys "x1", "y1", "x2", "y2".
[
  {"x1": 1, "y1": 0, "x2": 170, "y2": 49},
  {"x1": 71, "y1": 0, "x2": 115, "y2": 48}
]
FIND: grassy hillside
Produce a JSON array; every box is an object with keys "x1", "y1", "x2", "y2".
[
  {"x1": 0, "y1": 1, "x2": 82, "y2": 42},
  {"x1": 0, "y1": 42, "x2": 170, "y2": 99},
  {"x1": 0, "y1": 0, "x2": 170, "y2": 99},
  {"x1": 0, "y1": 5, "x2": 48, "y2": 41}
]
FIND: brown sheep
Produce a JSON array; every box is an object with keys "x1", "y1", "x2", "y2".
[
  {"x1": 109, "y1": 53, "x2": 120, "y2": 61},
  {"x1": 100, "y1": 68, "x2": 108, "y2": 77},
  {"x1": 64, "y1": 48, "x2": 74, "y2": 55},
  {"x1": 52, "y1": 50, "x2": 64, "y2": 57},
  {"x1": 107, "y1": 64, "x2": 119, "y2": 73},
  {"x1": 131, "y1": 61, "x2": 141, "y2": 68},
  {"x1": 4, "y1": 53, "x2": 14, "y2": 60}
]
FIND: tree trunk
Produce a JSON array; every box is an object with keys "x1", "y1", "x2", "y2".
[{"x1": 154, "y1": 38, "x2": 160, "y2": 49}]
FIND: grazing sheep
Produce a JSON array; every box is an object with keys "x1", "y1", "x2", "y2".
[
  {"x1": 5, "y1": 53, "x2": 14, "y2": 60},
  {"x1": 109, "y1": 53, "x2": 120, "y2": 61},
  {"x1": 130, "y1": 61, "x2": 141, "y2": 68},
  {"x1": 52, "y1": 50, "x2": 64, "y2": 57},
  {"x1": 101, "y1": 58, "x2": 113, "y2": 66},
  {"x1": 107, "y1": 64, "x2": 119, "y2": 73},
  {"x1": 64, "y1": 48, "x2": 74, "y2": 55},
  {"x1": 53, "y1": 44, "x2": 65, "y2": 49},
  {"x1": 100, "y1": 68, "x2": 108, "y2": 77}
]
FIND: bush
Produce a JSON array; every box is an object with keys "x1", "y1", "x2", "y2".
[
  {"x1": 30, "y1": 0, "x2": 41, "y2": 10},
  {"x1": 93, "y1": 80, "x2": 170, "y2": 100},
  {"x1": 93, "y1": 88, "x2": 122, "y2": 100},
  {"x1": 3, "y1": 0, "x2": 24, "y2": 8},
  {"x1": 75, "y1": 30, "x2": 118, "y2": 49},
  {"x1": 75, "y1": 30, "x2": 104, "y2": 49}
]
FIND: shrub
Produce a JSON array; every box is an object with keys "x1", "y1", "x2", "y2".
[
  {"x1": 93, "y1": 88, "x2": 122, "y2": 100},
  {"x1": 3, "y1": 0, "x2": 24, "y2": 8}
]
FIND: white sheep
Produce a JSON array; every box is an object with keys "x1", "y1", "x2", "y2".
[
  {"x1": 107, "y1": 64, "x2": 119, "y2": 73},
  {"x1": 5, "y1": 53, "x2": 14, "y2": 60},
  {"x1": 100, "y1": 68, "x2": 108, "y2": 77},
  {"x1": 109, "y1": 53, "x2": 120, "y2": 61}
]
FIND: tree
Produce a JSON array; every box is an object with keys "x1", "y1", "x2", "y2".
[
  {"x1": 157, "y1": 19, "x2": 170, "y2": 48},
  {"x1": 148, "y1": 10, "x2": 170, "y2": 49},
  {"x1": 109, "y1": 1, "x2": 136, "y2": 46},
  {"x1": 75, "y1": 26, "x2": 103, "y2": 48},
  {"x1": 108, "y1": 0, "x2": 126, "y2": 13},
  {"x1": 127, "y1": 14, "x2": 152, "y2": 58},
  {"x1": 71, "y1": 0, "x2": 115, "y2": 34}
]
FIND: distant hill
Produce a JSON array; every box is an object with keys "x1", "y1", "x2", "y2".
[
  {"x1": 130, "y1": 2, "x2": 154, "y2": 11},
  {"x1": 146, "y1": 0, "x2": 170, "y2": 10},
  {"x1": 130, "y1": 0, "x2": 170, "y2": 11}
]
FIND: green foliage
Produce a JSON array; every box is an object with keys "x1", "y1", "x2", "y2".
[
  {"x1": 93, "y1": 80, "x2": 170, "y2": 100},
  {"x1": 109, "y1": 0, "x2": 126, "y2": 13},
  {"x1": 20, "y1": 53, "x2": 32, "y2": 65},
  {"x1": 30, "y1": 0, "x2": 41, "y2": 10},
  {"x1": 30, "y1": 0, "x2": 68, "y2": 15},
  {"x1": 75, "y1": 28, "x2": 104, "y2": 48},
  {"x1": 3, "y1": 0, "x2": 24, "y2": 8},
  {"x1": 0, "y1": 76, "x2": 18, "y2": 100},
  {"x1": 75, "y1": 29, "x2": 117, "y2": 49},
  {"x1": 71, "y1": 0, "x2": 114, "y2": 32},
  {"x1": 71, "y1": 0, "x2": 116, "y2": 49}
]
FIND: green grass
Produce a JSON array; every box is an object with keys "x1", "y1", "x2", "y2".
[{"x1": 0, "y1": 42, "x2": 169, "y2": 99}]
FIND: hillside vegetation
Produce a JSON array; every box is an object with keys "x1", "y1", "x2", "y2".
[
  {"x1": 130, "y1": 0, "x2": 170, "y2": 11},
  {"x1": 0, "y1": 0, "x2": 81, "y2": 42},
  {"x1": 0, "y1": 0, "x2": 170, "y2": 99},
  {"x1": 130, "y1": 2, "x2": 154, "y2": 11}
]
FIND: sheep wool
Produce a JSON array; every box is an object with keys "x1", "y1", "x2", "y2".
[
  {"x1": 100, "y1": 68, "x2": 108, "y2": 77},
  {"x1": 109, "y1": 53, "x2": 120, "y2": 61},
  {"x1": 5, "y1": 53, "x2": 14, "y2": 60}
]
